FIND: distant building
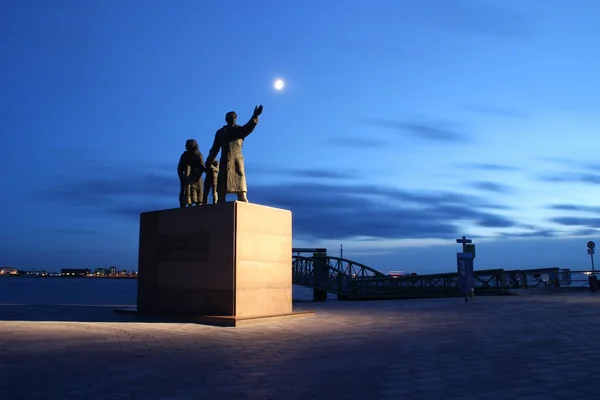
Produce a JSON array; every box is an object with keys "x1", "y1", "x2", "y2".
[
  {"x1": 0, "y1": 267, "x2": 19, "y2": 275},
  {"x1": 109, "y1": 266, "x2": 117, "y2": 276},
  {"x1": 61, "y1": 268, "x2": 90, "y2": 277}
]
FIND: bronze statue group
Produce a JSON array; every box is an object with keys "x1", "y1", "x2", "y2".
[{"x1": 177, "y1": 105, "x2": 263, "y2": 208}]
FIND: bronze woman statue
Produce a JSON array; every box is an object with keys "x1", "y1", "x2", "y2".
[{"x1": 177, "y1": 139, "x2": 205, "y2": 208}]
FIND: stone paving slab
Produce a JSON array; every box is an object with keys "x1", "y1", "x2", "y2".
[{"x1": 1, "y1": 293, "x2": 600, "y2": 399}]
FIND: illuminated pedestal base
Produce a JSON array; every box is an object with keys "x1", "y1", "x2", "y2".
[{"x1": 119, "y1": 201, "x2": 313, "y2": 326}]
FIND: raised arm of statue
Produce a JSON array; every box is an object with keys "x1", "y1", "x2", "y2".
[
  {"x1": 205, "y1": 131, "x2": 221, "y2": 166},
  {"x1": 235, "y1": 105, "x2": 263, "y2": 139},
  {"x1": 235, "y1": 117, "x2": 259, "y2": 139}
]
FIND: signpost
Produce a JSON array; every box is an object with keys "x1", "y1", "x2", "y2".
[
  {"x1": 587, "y1": 241, "x2": 598, "y2": 292},
  {"x1": 456, "y1": 236, "x2": 472, "y2": 252},
  {"x1": 456, "y1": 236, "x2": 475, "y2": 302}
]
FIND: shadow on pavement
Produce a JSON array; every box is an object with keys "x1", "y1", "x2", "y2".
[{"x1": 0, "y1": 299, "x2": 321, "y2": 323}]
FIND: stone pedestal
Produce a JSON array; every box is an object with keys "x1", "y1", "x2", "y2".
[{"x1": 130, "y1": 201, "x2": 312, "y2": 326}]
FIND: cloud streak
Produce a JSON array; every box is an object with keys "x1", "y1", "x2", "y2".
[
  {"x1": 549, "y1": 204, "x2": 600, "y2": 213},
  {"x1": 248, "y1": 165, "x2": 357, "y2": 180},
  {"x1": 366, "y1": 119, "x2": 468, "y2": 142},
  {"x1": 498, "y1": 230, "x2": 558, "y2": 239},
  {"x1": 323, "y1": 137, "x2": 387, "y2": 148},
  {"x1": 463, "y1": 163, "x2": 522, "y2": 172},
  {"x1": 469, "y1": 181, "x2": 514, "y2": 194},
  {"x1": 539, "y1": 173, "x2": 600, "y2": 185},
  {"x1": 43, "y1": 161, "x2": 535, "y2": 242},
  {"x1": 552, "y1": 217, "x2": 600, "y2": 228}
]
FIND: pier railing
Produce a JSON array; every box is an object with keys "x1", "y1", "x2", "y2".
[{"x1": 291, "y1": 255, "x2": 593, "y2": 299}]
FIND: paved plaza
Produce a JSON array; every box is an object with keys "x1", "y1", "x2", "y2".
[{"x1": 1, "y1": 291, "x2": 599, "y2": 400}]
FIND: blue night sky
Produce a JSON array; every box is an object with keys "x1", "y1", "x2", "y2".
[{"x1": 2, "y1": 0, "x2": 600, "y2": 274}]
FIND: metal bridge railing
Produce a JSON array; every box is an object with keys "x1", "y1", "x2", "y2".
[{"x1": 292, "y1": 255, "x2": 600, "y2": 299}]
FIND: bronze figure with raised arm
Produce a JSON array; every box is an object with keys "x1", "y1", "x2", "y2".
[{"x1": 205, "y1": 105, "x2": 263, "y2": 203}]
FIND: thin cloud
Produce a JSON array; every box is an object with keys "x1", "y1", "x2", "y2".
[
  {"x1": 538, "y1": 157, "x2": 579, "y2": 166},
  {"x1": 323, "y1": 137, "x2": 386, "y2": 148},
  {"x1": 43, "y1": 163, "x2": 533, "y2": 242},
  {"x1": 464, "y1": 163, "x2": 522, "y2": 172},
  {"x1": 572, "y1": 228, "x2": 600, "y2": 237},
  {"x1": 499, "y1": 230, "x2": 559, "y2": 239},
  {"x1": 552, "y1": 217, "x2": 600, "y2": 228},
  {"x1": 475, "y1": 215, "x2": 516, "y2": 229},
  {"x1": 366, "y1": 119, "x2": 468, "y2": 142},
  {"x1": 537, "y1": 158, "x2": 600, "y2": 172},
  {"x1": 548, "y1": 204, "x2": 600, "y2": 213},
  {"x1": 538, "y1": 174, "x2": 569, "y2": 183},
  {"x1": 247, "y1": 165, "x2": 358, "y2": 180},
  {"x1": 539, "y1": 173, "x2": 600, "y2": 185},
  {"x1": 469, "y1": 181, "x2": 514, "y2": 194}
]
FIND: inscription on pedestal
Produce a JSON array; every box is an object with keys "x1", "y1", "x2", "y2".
[{"x1": 157, "y1": 231, "x2": 210, "y2": 262}]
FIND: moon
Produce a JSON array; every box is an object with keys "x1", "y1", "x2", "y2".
[{"x1": 274, "y1": 79, "x2": 285, "y2": 91}]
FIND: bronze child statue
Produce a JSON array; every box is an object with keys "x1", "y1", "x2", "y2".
[
  {"x1": 205, "y1": 105, "x2": 263, "y2": 203},
  {"x1": 202, "y1": 159, "x2": 219, "y2": 204},
  {"x1": 177, "y1": 139, "x2": 205, "y2": 208}
]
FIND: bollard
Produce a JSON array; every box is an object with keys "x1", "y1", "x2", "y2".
[
  {"x1": 312, "y1": 251, "x2": 329, "y2": 302},
  {"x1": 589, "y1": 275, "x2": 599, "y2": 292},
  {"x1": 313, "y1": 289, "x2": 327, "y2": 302}
]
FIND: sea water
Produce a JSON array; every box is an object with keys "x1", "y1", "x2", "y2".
[{"x1": 0, "y1": 277, "x2": 321, "y2": 305}]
